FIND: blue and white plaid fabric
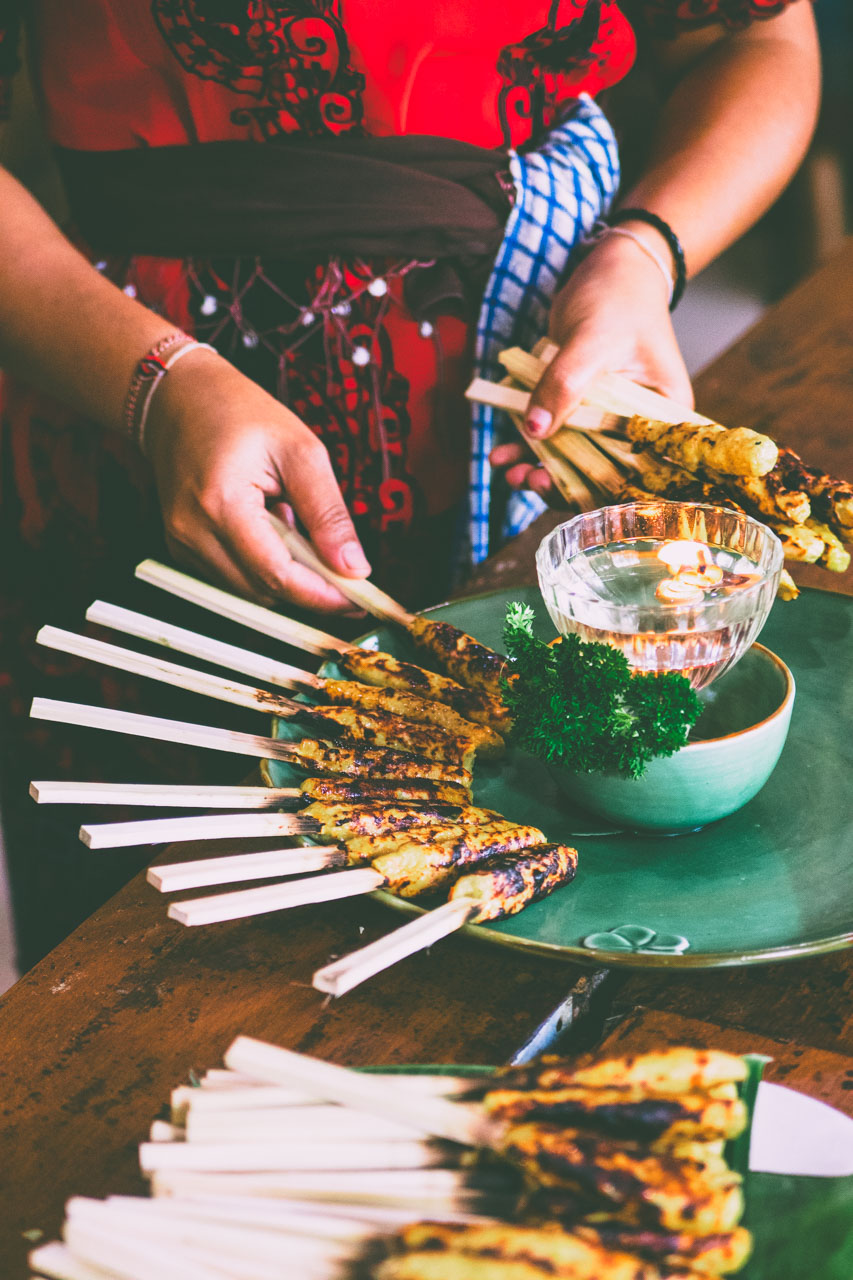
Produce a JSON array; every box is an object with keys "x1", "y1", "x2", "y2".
[{"x1": 468, "y1": 94, "x2": 620, "y2": 564}]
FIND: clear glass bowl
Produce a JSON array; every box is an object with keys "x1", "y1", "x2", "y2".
[{"x1": 536, "y1": 501, "x2": 784, "y2": 689}]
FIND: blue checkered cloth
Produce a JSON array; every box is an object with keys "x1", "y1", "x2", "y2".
[{"x1": 467, "y1": 95, "x2": 620, "y2": 564}]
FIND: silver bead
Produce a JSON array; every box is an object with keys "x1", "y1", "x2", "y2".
[
  {"x1": 94, "y1": 260, "x2": 108, "y2": 273},
  {"x1": 242, "y1": 330, "x2": 259, "y2": 349},
  {"x1": 367, "y1": 277, "x2": 388, "y2": 297},
  {"x1": 351, "y1": 345, "x2": 371, "y2": 367},
  {"x1": 200, "y1": 295, "x2": 218, "y2": 316},
  {"x1": 331, "y1": 302, "x2": 351, "y2": 317},
  {"x1": 122, "y1": 283, "x2": 137, "y2": 298},
  {"x1": 301, "y1": 309, "x2": 316, "y2": 326},
  {"x1": 418, "y1": 320, "x2": 434, "y2": 338}
]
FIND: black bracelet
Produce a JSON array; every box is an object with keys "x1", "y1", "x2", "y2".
[{"x1": 607, "y1": 207, "x2": 687, "y2": 311}]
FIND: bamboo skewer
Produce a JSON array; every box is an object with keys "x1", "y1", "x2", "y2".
[
  {"x1": 268, "y1": 514, "x2": 414, "y2": 627},
  {"x1": 313, "y1": 898, "x2": 478, "y2": 997},
  {"x1": 166, "y1": 867, "x2": 384, "y2": 926},
  {"x1": 148, "y1": 847, "x2": 347, "y2": 893},
  {"x1": 86, "y1": 601, "x2": 323, "y2": 691},
  {"x1": 149, "y1": 1167, "x2": 498, "y2": 1208},
  {"x1": 136, "y1": 559, "x2": 350, "y2": 656},
  {"x1": 29, "y1": 781, "x2": 300, "y2": 808},
  {"x1": 139, "y1": 1135, "x2": 451, "y2": 1175},
  {"x1": 222, "y1": 1037, "x2": 498, "y2": 1148},
  {"x1": 37, "y1": 625, "x2": 312, "y2": 719},
  {"x1": 29, "y1": 698, "x2": 302, "y2": 764},
  {"x1": 80, "y1": 811, "x2": 317, "y2": 850}
]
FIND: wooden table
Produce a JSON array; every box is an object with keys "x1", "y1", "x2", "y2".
[{"x1": 3, "y1": 244, "x2": 853, "y2": 1279}]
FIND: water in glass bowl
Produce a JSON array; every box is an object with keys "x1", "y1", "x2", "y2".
[{"x1": 548, "y1": 536, "x2": 766, "y2": 689}]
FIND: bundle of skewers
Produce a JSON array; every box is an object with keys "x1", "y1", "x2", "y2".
[
  {"x1": 466, "y1": 338, "x2": 853, "y2": 598},
  {"x1": 29, "y1": 540, "x2": 582, "y2": 992},
  {"x1": 29, "y1": 1038, "x2": 756, "y2": 1280}
]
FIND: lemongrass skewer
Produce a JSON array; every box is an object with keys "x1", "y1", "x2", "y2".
[
  {"x1": 29, "y1": 698, "x2": 299, "y2": 763},
  {"x1": 313, "y1": 899, "x2": 477, "y2": 997},
  {"x1": 28, "y1": 1242, "x2": 111, "y2": 1280},
  {"x1": 29, "y1": 781, "x2": 300, "y2": 808},
  {"x1": 149, "y1": 1166, "x2": 496, "y2": 1206},
  {"x1": 86, "y1": 601, "x2": 324, "y2": 691},
  {"x1": 149, "y1": 847, "x2": 346, "y2": 893},
  {"x1": 166, "y1": 867, "x2": 382, "y2": 926},
  {"x1": 80, "y1": 810, "x2": 317, "y2": 850},
  {"x1": 135, "y1": 559, "x2": 350, "y2": 656}
]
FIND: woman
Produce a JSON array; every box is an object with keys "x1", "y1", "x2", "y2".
[{"x1": 0, "y1": 1, "x2": 819, "y2": 967}]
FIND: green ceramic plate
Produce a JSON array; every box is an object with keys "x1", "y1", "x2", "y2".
[
  {"x1": 267, "y1": 586, "x2": 853, "y2": 969},
  {"x1": 360, "y1": 1064, "x2": 853, "y2": 1280}
]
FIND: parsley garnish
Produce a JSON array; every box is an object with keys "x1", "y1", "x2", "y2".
[{"x1": 501, "y1": 603, "x2": 702, "y2": 779}]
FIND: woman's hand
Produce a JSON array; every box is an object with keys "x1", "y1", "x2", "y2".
[
  {"x1": 490, "y1": 232, "x2": 693, "y2": 504},
  {"x1": 144, "y1": 348, "x2": 371, "y2": 612}
]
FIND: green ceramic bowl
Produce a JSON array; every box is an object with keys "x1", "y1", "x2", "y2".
[{"x1": 553, "y1": 643, "x2": 795, "y2": 831}]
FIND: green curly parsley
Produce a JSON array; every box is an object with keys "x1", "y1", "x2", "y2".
[{"x1": 501, "y1": 602, "x2": 702, "y2": 779}]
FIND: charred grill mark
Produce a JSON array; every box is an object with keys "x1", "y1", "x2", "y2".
[
  {"x1": 453, "y1": 845, "x2": 578, "y2": 923},
  {"x1": 410, "y1": 618, "x2": 507, "y2": 697},
  {"x1": 298, "y1": 777, "x2": 472, "y2": 806},
  {"x1": 294, "y1": 739, "x2": 472, "y2": 787},
  {"x1": 338, "y1": 646, "x2": 510, "y2": 731}
]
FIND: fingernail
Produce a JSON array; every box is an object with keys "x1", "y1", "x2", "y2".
[
  {"x1": 525, "y1": 407, "x2": 552, "y2": 438},
  {"x1": 341, "y1": 542, "x2": 371, "y2": 574}
]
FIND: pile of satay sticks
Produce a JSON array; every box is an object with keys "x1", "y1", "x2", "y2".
[
  {"x1": 28, "y1": 1038, "x2": 755, "y2": 1280},
  {"x1": 29, "y1": 540, "x2": 580, "y2": 994},
  {"x1": 466, "y1": 338, "x2": 853, "y2": 598}
]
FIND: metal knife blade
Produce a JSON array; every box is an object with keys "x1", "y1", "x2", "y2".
[{"x1": 750, "y1": 1080, "x2": 853, "y2": 1176}]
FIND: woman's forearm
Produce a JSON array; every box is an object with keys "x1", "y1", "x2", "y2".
[
  {"x1": 618, "y1": 3, "x2": 820, "y2": 278},
  {"x1": 0, "y1": 164, "x2": 175, "y2": 430}
]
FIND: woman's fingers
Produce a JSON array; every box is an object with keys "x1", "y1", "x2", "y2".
[
  {"x1": 285, "y1": 438, "x2": 371, "y2": 580},
  {"x1": 523, "y1": 326, "x2": 603, "y2": 440},
  {"x1": 490, "y1": 441, "x2": 529, "y2": 468}
]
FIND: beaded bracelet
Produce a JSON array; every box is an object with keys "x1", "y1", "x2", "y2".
[
  {"x1": 607, "y1": 208, "x2": 687, "y2": 311},
  {"x1": 123, "y1": 331, "x2": 216, "y2": 452}
]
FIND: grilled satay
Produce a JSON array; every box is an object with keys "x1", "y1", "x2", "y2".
[
  {"x1": 320, "y1": 679, "x2": 504, "y2": 757},
  {"x1": 298, "y1": 704, "x2": 477, "y2": 769},
  {"x1": 448, "y1": 845, "x2": 578, "y2": 921},
  {"x1": 487, "y1": 1048, "x2": 748, "y2": 1099},
  {"x1": 501, "y1": 1125, "x2": 743, "y2": 1235},
  {"x1": 337, "y1": 648, "x2": 511, "y2": 735},
  {"x1": 364, "y1": 822, "x2": 547, "y2": 896},
  {"x1": 573, "y1": 1223, "x2": 753, "y2": 1276},
  {"x1": 634, "y1": 447, "x2": 811, "y2": 525},
  {"x1": 407, "y1": 616, "x2": 507, "y2": 701},
  {"x1": 775, "y1": 445, "x2": 853, "y2": 531},
  {"x1": 382, "y1": 1221, "x2": 670, "y2": 1280},
  {"x1": 301, "y1": 800, "x2": 502, "y2": 839},
  {"x1": 626, "y1": 415, "x2": 778, "y2": 478},
  {"x1": 298, "y1": 776, "x2": 473, "y2": 806},
  {"x1": 292, "y1": 739, "x2": 472, "y2": 791},
  {"x1": 483, "y1": 1085, "x2": 746, "y2": 1146}
]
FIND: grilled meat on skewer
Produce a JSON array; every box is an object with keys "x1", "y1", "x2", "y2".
[
  {"x1": 775, "y1": 445, "x2": 853, "y2": 532},
  {"x1": 301, "y1": 801, "x2": 502, "y2": 839},
  {"x1": 626, "y1": 415, "x2": 778, "y2": 478},
  {"x1": 489, "y1": 1048, "x2": 748, "y2": 1097},
  {"x1": 292, "y1": 739, "x2": 472, "y2": 790},
  {"x1": 448, "y1": 844, "x2": 578, "y2": 922},
  {"x1": 573, "y1": 1223, "x2": 753, "y2": 1276},
  {"x1": 337, "y1": 648, "x2": 511, "y2": 734},
  {"x1": 299, "y1": 704, "x2": 477, "y2": 768},
  {"x1": 298, "y1": 776, "x2": 473, "y2": 805},
  {"x1": 382, "y1": 1222, "x2": 670, "y2": 1280},
  {"x1": 319, "y1": 679, "x2": 505, "y2": 758},
  {"x1": 407, "y1": 616, "x2": 507, "y2": 701},
  {"x1": 368, "y1": 822, "x2": 547, "y2": 896},
  {"x1": 483, "y1": 1085, "x2": 746, "y2": 1145},
  {"x1": 501, "y1": 1125, "x2": 743, "y2": 1234}
]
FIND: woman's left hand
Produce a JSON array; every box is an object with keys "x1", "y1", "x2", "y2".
[{"x1": 489, "y1": 231, "x2": 694, "y2": 503}]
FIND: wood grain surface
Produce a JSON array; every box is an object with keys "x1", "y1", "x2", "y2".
[{"x1": 3, "y1": 243, "x2": 853, "y2": 1279}]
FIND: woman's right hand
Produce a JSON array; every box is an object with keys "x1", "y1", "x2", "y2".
[{"x1": 144, "y1": 347, "x2": 371, "y2": 613}]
